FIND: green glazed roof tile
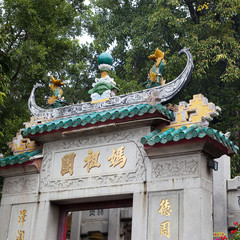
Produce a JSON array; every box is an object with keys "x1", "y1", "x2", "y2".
[
  {"x1": 156, "y1": 128, "x2": 174, "y2": 143},
  {"x1": 141, "y1": 129, "x2": 161, "y2": 145},
  {"x1": 173, "y1": 126, "x2": 187, "y2": 142},
  {"x1": 141, "y1": 125, "x2": 239, "y2": 154},
  {"x1": 159, "y1": 128, "x2": 175, "y2": 144},
  {"x1": 21, "y1": 103, "x2": 174, "y2": 137},
  {"x1": 192, "y1": 128, "x2": 202, "y2": 138},
  {"x1": 0, "y1": 149, "x2": 42, "y2": 167},
  {"x1": 179, "y1": 124, "x2": 199, "y2": 139}
]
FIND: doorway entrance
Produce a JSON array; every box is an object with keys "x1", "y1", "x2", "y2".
[{"x1": 57, "y1": 197, "x2": 133, "y2": 240}]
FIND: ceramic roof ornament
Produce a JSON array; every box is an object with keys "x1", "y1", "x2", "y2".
[
  {"x1": 88, "y1": 52, "x2": 119, "y2": 103},
  {"x1": 47, "y1": 76, "x2": 66, "y2": 108},
  {"x1": 143, "y1": 48, "x2": 166, "y2": 88},
  {"x1": 141, "y1": 94, "x2": 239, "y2": 154},
  {"x1": 28, "y1": 48, "x2": 193, "y2": 119},
  {"x1": 2, "y1": 48, "x2": 239, "y2": 168}
]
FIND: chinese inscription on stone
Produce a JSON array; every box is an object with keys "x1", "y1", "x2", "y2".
[
  {"x1": 89, "y1": 209, "x2": 104, "y2": 217},
  {"x1": 84, "y1": 150, "x2": 101, "y2": 173},
  {"x1": 59, "y1": 146, "x2": 128, "y2": 176},
  {"x1": 61, "y1": 152, "x2": 76, "y2": 176},
  {"x1": 159, "y1": 198, "x2": 172, "y2": 238},
  {"x1": 16, "y1": 230, "x2": 25, "y2": 240},
  {"x1": 108, "y1": 146, "x2": 127, "y2": 168},
  {"x1": 16, "y1": 209, "x2": 27, "y2": 240},
  {"x1": 158, "y1": 198, "x2": 172, "y2": 216},
  {"x1": 160, "y1": 221, "x2": 170, "y2": 238}
]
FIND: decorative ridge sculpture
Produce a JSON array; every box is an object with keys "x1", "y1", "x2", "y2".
[
  {"x1": 28, "y1": 47, "x2": 194, "y2": 119},
  {"x1": 47, "y1": 76, "x2": 66, "y2": 108},
  {"x1": 88, "y1": 52, "x2": 119, "y2": 103},
  {"x1": 143, "y1": 48, "x2": 166, "y2": 88}
]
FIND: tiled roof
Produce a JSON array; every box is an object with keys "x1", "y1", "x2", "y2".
[
  {"x1": 0, "y1": 149, "x2": 42, "y2": 167},
  {"x1": 141, "y1": 124, "x2": 239, "y2": 154},
  {"x1": 21, "y1": 103, "x2": 174, "y2": 137}
]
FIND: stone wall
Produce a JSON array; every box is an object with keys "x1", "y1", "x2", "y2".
[
  {"x1": 0, "y1": 126, "x2": 235, "y2": 240},
  {"x1": 228, "y1": 176, "x2": 240, "y2": 228},
  {"x1": 0, "y1": 173, "x2": 40, "y2": 240}
]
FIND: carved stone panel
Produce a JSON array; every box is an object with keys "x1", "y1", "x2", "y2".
[
  {"x1": 2, "y1": 174, "x2": 39, "y2": 196},
  {"x1": 40, "y1": 128, "x2": 148, "y2": 192},
  {"x1": 7, "y1": 203, "x2": 35, "y2": 240},
  {"x1": 52, "y1": 142, "x2": 136, "y2": 180},
  {"x1": 148, "y1": 192, "x2": 182, "y2": 240},
  {"x1": 151, "y1": 155, "x2": 199, "y2": 180}
]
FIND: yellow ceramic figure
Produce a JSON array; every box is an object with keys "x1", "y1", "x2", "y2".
[
  {"x1": 144, "y1": 48, "x2": 167, "y2": 88},
  {"x1": 47, "y1": 76, "x2": 66, "y2": 107}
]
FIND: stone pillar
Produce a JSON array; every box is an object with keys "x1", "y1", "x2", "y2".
[
  {"x1": 213, "y1": 155, "x2": 230, "y2": 238},
  {"x1": 0, "y1": 204, "x2": 11, "y2": 239},
  {"x1": 227, "y1": 176, "x2": 240, "y2": 228},
  {"x1": 70, "y1": 212, "x2": 82, "y2": 240},
  {"x1": 0, "y1": 173, "x2": 40, "y2": 239},
  {"x1": 32, "y1": 201, "x2": 59, "y2": 240},
  {"x1": 182, "y1": 177, "x2": 213, "y2": 240},
  {"x1": 131, "y1": 192, "x2": 148, "y2": 240},
  {"x1": 108, "y1": 208, "x2": 120, "y2": 240},
  {"x1": 145, "y1": 141, "x2": 220, "y2": 240}
]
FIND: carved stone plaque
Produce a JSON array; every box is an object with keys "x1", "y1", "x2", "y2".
[
  {"x1": 40, "y1": 128, "x2": 148, "y2": 191},
  {"x1": 52, "y1": 142, "x2": 136, "y2": 179},
  {"x1": 7, "y1": 203, "x2": 34, "y2": 240},
  {"x1": 151, "y1": 155, "x2": 199, "y2": 180},
  {"x1": 148, "y1": 192, "x2": 181, "y2": 240},
  {"x1": 3, "y1": 174, "x2": 39, "y2": 195}
]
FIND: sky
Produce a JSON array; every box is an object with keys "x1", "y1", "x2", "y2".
[{"x1": 78, "y1": 0, "x2": 92, "y2": 45}]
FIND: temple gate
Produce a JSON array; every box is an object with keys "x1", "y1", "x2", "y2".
[{"x1": 0, "y1": 49, "x2": 238, "y2": 240}]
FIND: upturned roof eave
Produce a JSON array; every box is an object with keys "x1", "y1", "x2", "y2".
[
  {"x1": 0, "y1": 149, "x2": 43, "y2": 173},
  {"x1": 143, "y1": 135, "x2": 235, "y2": 158},
  {"x1": 21, "y1": 103, "x2": 174, "y2": 141}
]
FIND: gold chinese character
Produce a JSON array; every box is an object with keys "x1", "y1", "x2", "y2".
[
  {"x1": 16, "y1": 230, "x2": 25, "y2": 240},
  {"x1": 61, "y1": 153, "x2": 76, "y2": 176},
  {"x1": 158, "y1": 198, "x2": 172, "y2": 216},
  {"x1": 108, "y1": 146, "x2": 127, "y2": 168},
  {"x1": 18, "y1": 210, "x2": 27, "y2": 226},
  {"x1": 160, "y1": 221, "x2": 170, "y2": 238},
  {"x1": 84, "y1": 150, "x2": 101, "y2": 173}
]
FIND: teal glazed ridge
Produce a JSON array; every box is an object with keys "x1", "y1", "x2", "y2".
[
  {"x1": 98, "y1": 52, "x2": 113, "y2": 66},
  {"x1": 21, "y1": 103, "x2": 175, "y2": 137}
]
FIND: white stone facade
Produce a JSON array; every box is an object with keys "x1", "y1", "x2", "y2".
[{"x1": 0, "y1": 125, "x2": 236, "y2": 240}]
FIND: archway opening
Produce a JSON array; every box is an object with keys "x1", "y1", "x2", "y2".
[{"x1": 56, "y1": 196, "x2": 133, "y2": 240}]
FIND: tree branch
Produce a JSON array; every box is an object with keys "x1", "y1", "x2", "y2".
[
  {"x1": 10, "y1": 61, "x2": 22, "y2": 82},
  {"x1": 6, "y1": 28, "x2": 24, "y2": 55},
  {"x1": 185, "y1": 0, "x2": 200, "y2": 24}
]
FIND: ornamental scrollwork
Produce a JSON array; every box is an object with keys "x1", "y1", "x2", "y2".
[
  {"x1": 40, "y1": 128, "x2": 148, "y2": 191},
  {"x1": 152, "y1": 157, "x2": 198, "y2": 179}
]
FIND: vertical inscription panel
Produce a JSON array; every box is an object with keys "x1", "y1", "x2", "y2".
[
  {"x1": 7, "y1": 203, "x2": 34, "y2": 240},
  {"x1": 148, "y1": 192, "x2": 181, "y2": 240}
]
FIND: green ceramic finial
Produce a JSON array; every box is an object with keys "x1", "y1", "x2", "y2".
[
  {"x1": 98, "y1": 52, "x2": 113, "y2": 66},
  {"x1": 88, "y1": 52, "x2": 118, "y2": 102}
]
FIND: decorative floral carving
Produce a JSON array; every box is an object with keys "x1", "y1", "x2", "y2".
[
  {"x1": 152, "y1": 158, "x2": 198, "y2": 179},
  {"x1": 40, "y1": 128, "x2": 148, "y2": 191},
  {"x1": 3, "y1": 174, "x2": 39, "y2": 195}
]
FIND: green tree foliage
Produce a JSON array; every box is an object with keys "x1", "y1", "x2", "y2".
[
  {"x1": 87, "y1": 0, "x2": 240, "y2": 176},
  {"x1": 0, "y1": 0, "x2": 240, "y2": 178},
  {"x1": 0, "y1": 0, "x2": 92, "y2": 155}
]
